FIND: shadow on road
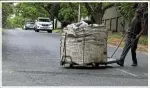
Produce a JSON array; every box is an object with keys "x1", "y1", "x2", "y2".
[{"x1": 63, "y1": 65, "x2": 115, "y2": 70}]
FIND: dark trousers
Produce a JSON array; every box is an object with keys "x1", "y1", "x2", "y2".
[{"x1": 120, "y1": 34, "x2": 139, "y2": 64}]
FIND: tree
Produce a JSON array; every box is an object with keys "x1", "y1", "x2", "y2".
[
  {"x1": 15, "y1": 3, "x2": 49, "y2": 20},
  {"x1": 4, "y1": 3, "x2": 51, "y2": 28},
  {"x1": 116, "y1": 3, "x2": 135, "y2": 33},
  {"x1": 58, "y1": 3, "x2": 88, "y2": 22},
  {"x1": 2, "y1": 3, "x2": 13, "y2": 28},
  {"x1": 117, "y1": 3, "x2": 136, "y2": 24},
  {"x1": 6, "y1": 3, "x2": 50, "y2": 28},
  {"x1": 117, "y1": 2, "x2": 148, "y2": 34},
  {"x1": 84, "y1": 2, "x2": 114, "y2": 24},
  {"x1": 58, "y1": 3, "x2": 78, "y2": 22},
  {"x1": 5, "y1": 3, "x2": 88, "y2": 29},
  {"x1": 6, "y1": 16, "x2": 25, "y2": 28},
  {"x1": 37, "y1": 3, "x2": 88, "y2": 28}
]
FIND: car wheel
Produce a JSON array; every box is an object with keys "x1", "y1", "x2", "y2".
[
  {"x1": 35, "y1": 29, "x2": 37, "y2": 32},
  {"x1": 35, "y1": 28, "x2": 39, "y2": 32},
  {"x1": 37, "y1": 30, "x2": 39, "y2": 32},
  {"x1": 47, "y1": 30, "x2": 52, "y2": 33}
]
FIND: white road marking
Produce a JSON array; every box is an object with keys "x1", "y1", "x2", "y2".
[
  {"x1": 144, "y1": 73, "x2": 148, "y2": 76},
  {"x1": 3, "y1": 70, "x2": 14, "y2": 73},
  {"x1": 116, "y1": 68, "x2": 138, "y2": 77}
]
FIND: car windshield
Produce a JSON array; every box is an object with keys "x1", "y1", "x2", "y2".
[{"x1": 38, "y1": 19, "x2": 50, "y2": 22}]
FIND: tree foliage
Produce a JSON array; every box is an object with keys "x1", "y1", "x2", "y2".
[
  {"x1": 35, "y1": 3, "x2": 61, "y2": 29},
  {"x1": 4, "y1": 2, "x2": 142, "y2": 29},
  {"x1": 58, "y1": 3, "x2": 88, "y2": 22},
  {"x1": 5, "y1": 3, "x2": 50, "y2": 28},
  {"x1": 35, "y1": 3, "x2": 60, "y2": 20},
  {"x1": 84, "y1": 2, "x2": 115, "y2": 24},
  {"x1": 15, "y1": 3, "x2": 49, "y2": 20},
  {"x1": 4, "y1": 3, "x2": 88, "y2": 28},
  {"x1": 2, "y1": 3, "x2": 13, "y2": 28},
  {"x1": 6, "y1": 16, "x2": 25, "y2": 28},
  {"x1": 116, "y1": 2, "x2": 148, "y2": 34},
  {"x1": 117, "y1": 3, "x2": 136, "y2": 23}
]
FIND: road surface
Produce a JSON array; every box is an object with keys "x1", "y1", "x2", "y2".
[{"x1": 2, "y1": 29, "x2": 148, "y2": 86}]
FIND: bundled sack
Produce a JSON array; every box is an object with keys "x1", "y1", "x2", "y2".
[
  {"x1": 63, "y1": 21, "x2": 89, "y2": 36},
  {"x1": 60, "y1": 22, "x2": 107, "y2": 65}
]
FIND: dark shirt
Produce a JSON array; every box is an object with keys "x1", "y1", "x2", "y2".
[{"x1": 127, "y1": 17, "x2": 142, "y2": 37}]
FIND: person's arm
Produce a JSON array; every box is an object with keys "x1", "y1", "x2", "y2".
[{"x1": 136, "y1": 19, "x2": 145, "y2": 39}]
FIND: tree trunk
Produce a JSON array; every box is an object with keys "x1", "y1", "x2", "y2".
[
  {"x1": 55, "y1": 19, "x2": 57, "y2": 29},
  {"x1": 91, "y1": 13, "x2": 102, "y2": 24},
  {"x1": 53, "y1": 18, "x2": 55, "y2": 29}
]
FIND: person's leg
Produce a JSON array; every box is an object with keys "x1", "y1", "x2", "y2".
[
  {"x1": 117, "y1": 35, "x2": 131, "y2": 66},
  {"x1": 131, "y1": 38, "x2": 139, "y2": 66}
]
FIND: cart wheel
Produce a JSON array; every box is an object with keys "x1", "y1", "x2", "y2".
[
  {"x1": 60, "y1": 61, "x2": 65, "y2": 66},
  {"x1": 91, "y1": 63, "x2": 95, "y2": 68},
  {"x1": 69, "y1": 64, "x2": 73, "y2": 68},
  {"x1": 95, "y1": 63, "x2": 99, "y2": 68},
  {"x1": 60, "y1": 61, "x2": 63, "y2": 65}
]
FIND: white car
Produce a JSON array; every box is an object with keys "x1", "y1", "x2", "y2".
[
  {"x1": 24, "y1": 22, "x2": 35, "y2": 30},
  {"x1": 34, "y1": 17, "x2": 53, "y2": 33}
]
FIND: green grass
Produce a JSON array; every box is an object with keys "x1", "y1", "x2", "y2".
[
  {"x1": 108, "y1": 32, "x2": 123, "y2": 38},
  {"x1": 108, "y1": 32, "x2": 148, "y2": 52},
  {"x1": 138, "y1": 35, "x2": 148, "y2": 45},
  {"x1": 108, "y1": 32, "x2": 148, "y2": 45},
  {"x1": 52, "y1": 29, "x2": 62, "y2": 33}
]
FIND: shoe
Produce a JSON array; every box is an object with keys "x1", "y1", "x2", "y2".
[
  {"x1": 131, "y1": 63, "x2": 138, "y2": 67},
  {"x1": 117, "y1": 61, "x2": 124, "y2": 67}
]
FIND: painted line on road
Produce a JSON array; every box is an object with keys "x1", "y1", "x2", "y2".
[
  {"x1": 116, "y1": 68, "x2": 138, "y2": 77},
  {"x1": 144, "y1": 73, "x2": 148, "y2": 76}
]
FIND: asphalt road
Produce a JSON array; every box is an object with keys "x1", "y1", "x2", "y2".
[{"x1": 2, "y1": 29, "x2": 148, "y2": 86}]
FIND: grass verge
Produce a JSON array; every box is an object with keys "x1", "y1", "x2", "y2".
[
  {"x1": 108, "y1": 32, "x2": 148, "y2": 52},
  {"x1": 52, "y1": 28, "x2": 62, "y2": 33}
]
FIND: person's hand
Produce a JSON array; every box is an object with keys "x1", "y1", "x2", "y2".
[{"x1": 135, "y1": 34, "x2": 140, "y2": 39}]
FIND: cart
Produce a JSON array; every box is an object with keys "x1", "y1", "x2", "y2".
[{"x1": 60, "y1": 26, "x2": 119, "y2": 68}]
